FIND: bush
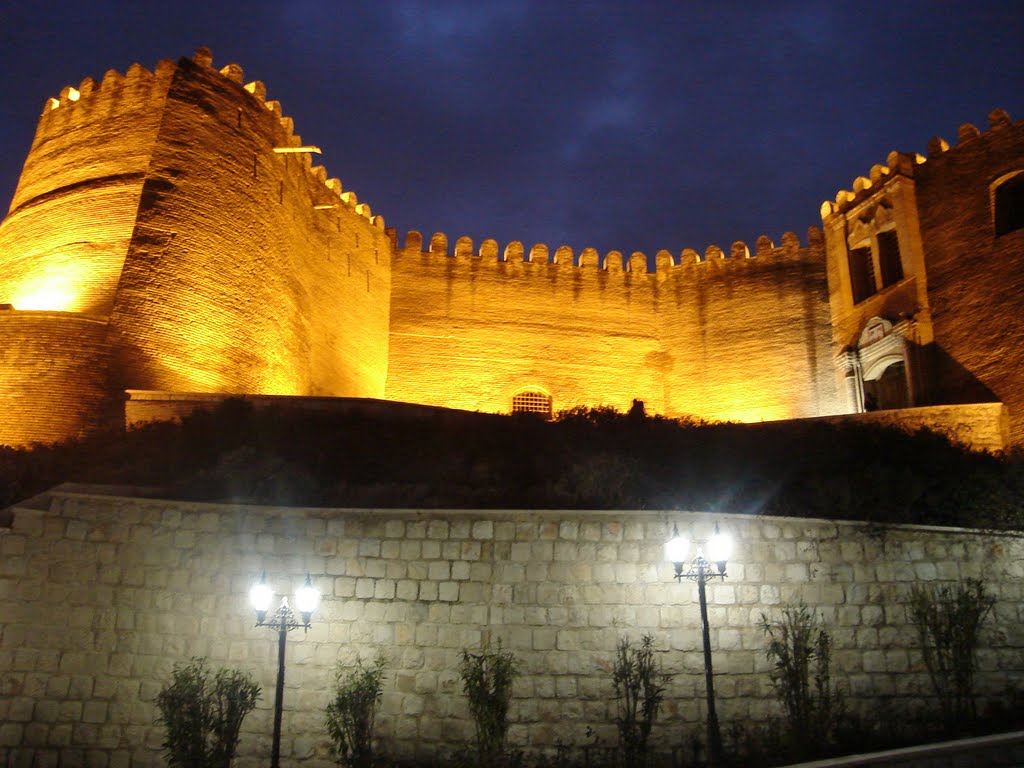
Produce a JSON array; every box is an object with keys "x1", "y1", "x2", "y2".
[
  {"x1": 611, "y1": 634, "x2": 670, "y2": 768},
  {"x1": 910, "y1": 578, "x2": 996, "y2": 728},
  {"x1": 325, "y1": 654, "x2": 388, "y2": 768},
  {"x1": 155, "y1": 657, "x2": 261, "y2": 768},
  {"x1": 760, "y1": 604, "x2": 841, "y2": 760},
  {"x1": 459, "y1": 642, "x2": 521, "y2": 767}
]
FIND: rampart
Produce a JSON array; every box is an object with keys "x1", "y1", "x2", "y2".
[
  {"x1": 0, "y1": 62, "x2": 173, "y2": 317},
  {"x1": 0, "y1": 49, "x2": 1018, "y2": 447},
  {"x1": 2, "y1": 488, "x2": 1022, "y2": 766},
  {"x1": 386, "y1": 228, "x2": 841, "y2": 420},
  {"x1": 105, "y1": 53, "x2": 392, "y2": 399},
  {"x1": 0, "y1": 313, "x2": 113, "y2": 445},
  {"x1": 0, "y1": 51, "x2": 394, "y2": 445}
]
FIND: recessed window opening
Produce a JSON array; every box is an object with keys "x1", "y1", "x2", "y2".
[
  {"x1": 995, "y1": 172, "x2": 1024, "y2": 236},
  {"x1": 863, "y1": 360, "x2": 908, "y2": 411},
  {"x1": 848, "y1": 246, "x2": 875, "y2": 304},
  {"x1": 512, "y1": 389, "x2": 552, "y2": 418},
  {"x1": 877, "y1": 230, "x2": 903, "y2": 287}
]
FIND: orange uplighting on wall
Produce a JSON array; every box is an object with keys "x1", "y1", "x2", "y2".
[{"x1": 6, "y1": 262, "x2": 94, "y2": 312}]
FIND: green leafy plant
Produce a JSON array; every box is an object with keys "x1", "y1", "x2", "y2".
[
  {"x1": 611, "y1": 633, "x2": 670, "y2": 768},
  {"x1": 760, "y1": 604, "x2": 840, "y2": 760},
  {"x1": 325, "y1": 654, "x2": 388, "y2": 768},
  {"x1": 910, "y1": 578, "x2": 996, "y2": 727},
  {"x1": 155, "y1": 657, "x2": 261, "y2": 768},
  {"x1": 459, "y1": 641, "x2": 521, "y2": 767}
]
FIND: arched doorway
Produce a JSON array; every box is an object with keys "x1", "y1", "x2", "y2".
[{"x1": 863, "y1": 358, "x2": 909, "y2": 411}]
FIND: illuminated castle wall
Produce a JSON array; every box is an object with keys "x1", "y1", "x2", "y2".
[
  {"x1": 387, "y1": 231, "x2": 835, "y2": 423},
  {"x1": 0, "y1": 49, "x2": 1021, "y2": 447}
]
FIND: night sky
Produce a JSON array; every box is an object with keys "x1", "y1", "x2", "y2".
[{"x1": 1, "y1": 1, "x2": 1021, "y2": 258}]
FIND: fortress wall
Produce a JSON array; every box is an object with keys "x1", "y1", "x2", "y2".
[
  {"x1": 0, "y1": 62, "x2": 174, "y2": 316},
  {"x1": 386, "y1": 233, "x2": 839, "y2": 421},
  {"x1": 0, "y1": 313, "x2": 112, "y2": 446},
  {"x1": 911, "y1": 113, "x2": 1024, "y2": 441},
  {"x1": 657, "y1": 233, "x2": 840, "y2": 422},
  {"x1": 2, "y1": 489, "x2": 1022, "y2": 766},
  {"x1": 386, "y1": 242, "x2": 664, "y2": 414},
  {"x1": 106, "y1": 56, "x2": 391, "y2": 398}
]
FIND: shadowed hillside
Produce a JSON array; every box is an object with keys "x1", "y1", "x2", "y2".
[{"x1": 2, "y1": 399, "x2": 1023, "y2": 530}]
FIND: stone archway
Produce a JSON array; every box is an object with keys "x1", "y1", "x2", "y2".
[
  {"x1": 863, "y1": 357, "x2": 909, "y2": 411},
  {"x1": 839, "y1": 317, "x2": 917, "y2": 413}
]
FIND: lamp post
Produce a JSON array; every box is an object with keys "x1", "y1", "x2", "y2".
[
  {"x1": 249, "y1": 572, "x2": 321, "y2": 768},
  {"x1": 664, "y1": 523, "x2": 732, "y2": 768}
]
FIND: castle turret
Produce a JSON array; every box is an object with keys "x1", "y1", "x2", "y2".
[{"x1": 0, "y1": 50, "x2": 392, "y2": 445}]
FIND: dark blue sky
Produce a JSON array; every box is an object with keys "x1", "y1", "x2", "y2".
[{"x1": 1, "y1": 1, "x2": 1021, "y2": 258}]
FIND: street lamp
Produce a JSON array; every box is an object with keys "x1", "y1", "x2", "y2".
[
  {"x1": 249, "y1": 572, "x2": 321, "y2": 768},
  {"x1": 664, "y1": 523, "x2": 733, "y2": 768}
]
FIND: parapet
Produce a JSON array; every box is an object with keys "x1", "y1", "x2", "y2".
[
  {"x1": 35, "y1": 49, "x2": 386, "y2": 232},
  {"x1": 396, "y1": 226, "x2": 824, "y2": 280},
  {"x1": 822, "y1": 108, "x2": 1018, "y2": 219}
]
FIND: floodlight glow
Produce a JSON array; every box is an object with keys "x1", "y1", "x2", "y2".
[
  {"x1": 707, "y1": 526, "x2": 733, "y2": 565},
  {"x1": 295, "y1": 575, "x2": 320, "y2": 615},
  {"x1": 249, "y1": 574, "x2": 273, "y2": 613},
  {"x1": 664, "y1": 526, "x2": 689, "y2": 564}
]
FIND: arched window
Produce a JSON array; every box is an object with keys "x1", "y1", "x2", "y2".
[
  {"x1": 994, "y1": 171, "x2": 1024, "y2": 236},
  {"x1": 512, "y1": 389, "x2": 552, "y2": 418}
]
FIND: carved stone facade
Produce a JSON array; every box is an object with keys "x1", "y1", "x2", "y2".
[{"x1": 0, "y1": 50, "x2": 1021, "y2": 446}]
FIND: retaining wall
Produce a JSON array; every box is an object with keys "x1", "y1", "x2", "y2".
[{"x1": 1, "y1": 488, "x2": 1022, "y2": 767}]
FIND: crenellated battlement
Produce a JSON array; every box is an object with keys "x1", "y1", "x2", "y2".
[
  {"x1": 34, "y1": 49, "x2": 386, "y2": 233},
  {"x1": 822, "y1": 108, "x2": 1018, "y2": 219},
  {"x1": 395, "y1": 226, "x2": 823, "y2": 279},
  {"x1": 3, "y1": 49, "x2": 1018, "y2": 446},
  {"x1": 35, "y1": 60, "x2": 175, "y2": 136}
]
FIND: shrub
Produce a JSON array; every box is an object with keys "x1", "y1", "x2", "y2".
[
  {"x1": 760, "y1": 604, "x2": 840, "y2": 760},
  {"x1": 459, "y1": 642, "x2": 521, "y2": 767},
  {"x1": 910, "y1": 578, "x2": 996, "y2": 728},
  {"x1": 325, "y1": 654, "x2": 388, "y2": 768},
  {"x1": 155, "y1": 657, "x2": 261, "y2": 768},
  {"x1": 611, "y1": 634, "x2": 670, "y2": 768}
]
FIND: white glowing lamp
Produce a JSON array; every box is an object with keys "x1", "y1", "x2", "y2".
[
  {"x1": 706, "y1": 525, "x2": 733, "y2": 574},
  {"x1": 664, "y1": 525, "x2": 689, "y2": 569},
  {"x1": 249, "y1": 572, "x2": 273, "y2": 622},
  {"x1": 295, "y1": 575, "x2": 320, "y2": 623}
]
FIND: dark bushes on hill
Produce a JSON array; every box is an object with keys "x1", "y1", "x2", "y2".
[{"x1": 2, "y1": 400, "x2": 1022, "y2": 529}]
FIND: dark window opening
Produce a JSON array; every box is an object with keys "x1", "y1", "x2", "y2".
[
  {"x1": 848, "y1": 246, "x2": 875, "y2": 304},
  {"x1": 864, "y1": 361, "x2": 909, "y2": 411},
  {"x1": 877, "y1": 230, "x2": 904, "y2": 287},
  {"x1": 512, "y1": 390, "x2": 552, "y2": 418},
  {"x1": 995, "y1": 174, "x2": 1024, "y2": 236}
]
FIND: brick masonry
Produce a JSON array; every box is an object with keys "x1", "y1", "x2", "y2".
[
  {"x1": 2, "y1": 488, "x2": 1023, "y2": 766},
  {"x1": 0, "y1": 50, "x2": 1020, "y2": 449}
]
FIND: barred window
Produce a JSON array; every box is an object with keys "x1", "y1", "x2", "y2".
[{"x1": 512, "y1": 390, "x2": 552, "y2": 418}]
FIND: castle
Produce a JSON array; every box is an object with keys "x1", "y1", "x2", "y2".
[{"x1": 0, "y1": 49, "x2": 1021, "y2": 448}]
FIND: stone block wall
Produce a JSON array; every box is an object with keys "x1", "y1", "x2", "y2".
[
  {"x1": 2, "y1": 488, "x2": 1023, "y2": 767},
  {"x1": 812, "y1": 402, "x2": 1010, "y2": 453}
]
